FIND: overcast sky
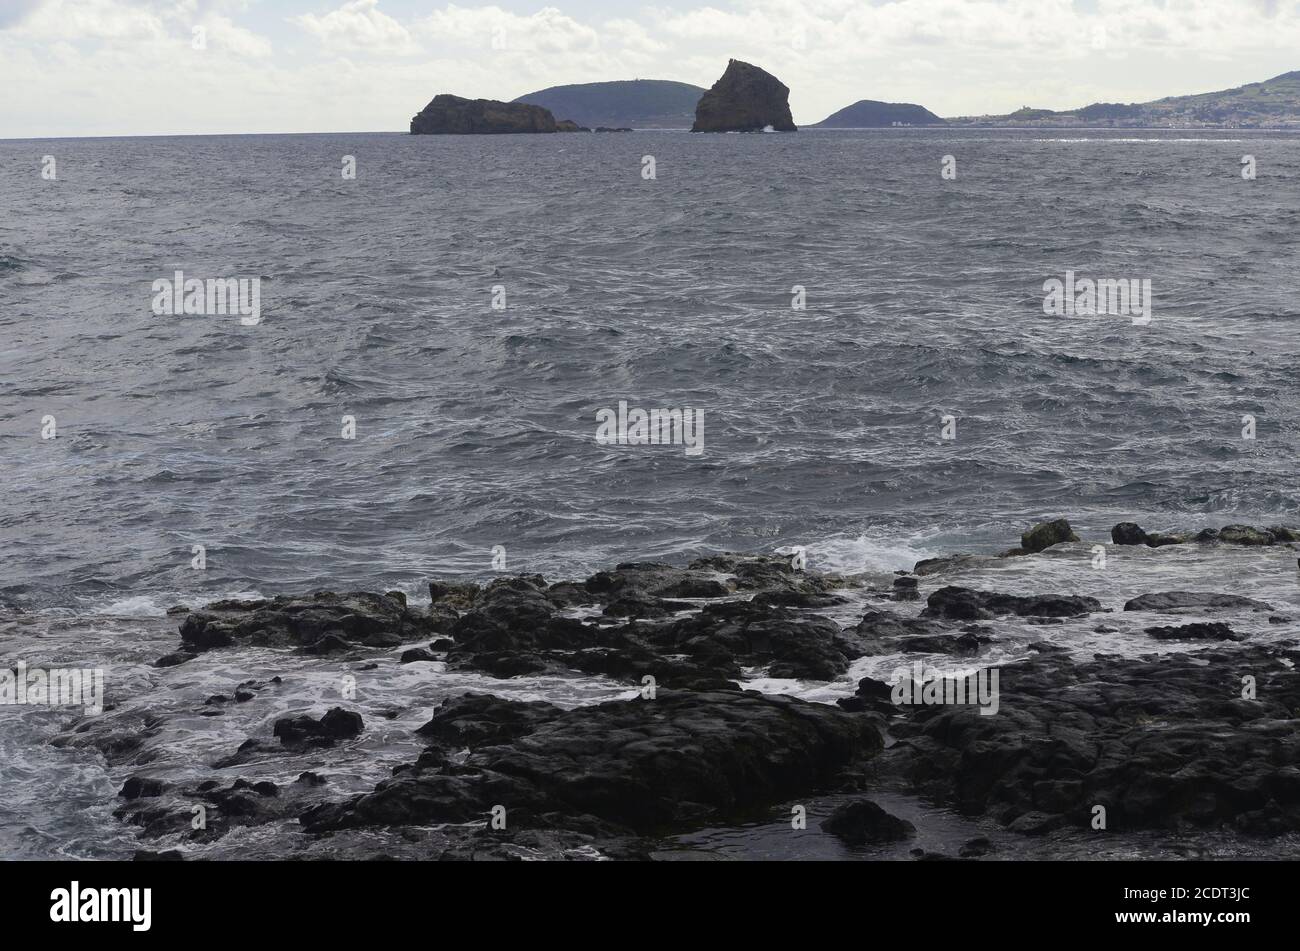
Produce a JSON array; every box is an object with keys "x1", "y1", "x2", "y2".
[{"x1": 3, "y1": 0, "x2": 1298, "y2": 137}]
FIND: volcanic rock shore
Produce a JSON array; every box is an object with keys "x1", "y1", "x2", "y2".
[{"x1": 59, "y1": 518, "x2": 1300, "y2": 860}]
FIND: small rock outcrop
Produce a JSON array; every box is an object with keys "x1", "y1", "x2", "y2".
[
  {"x1": 273, "y1": 708, "x2": 364, "y2": 747},
  {"x1": 1145, "y1": 622, "x2": 1245, "y2": 642},
  {"x1": 175, "y1": 591, "x2": 434, "y2": 655},
  {"x1": 1123, "y1": 591, "x2": 1273, "y2": 613},
  {"x1": 821, "y1": 800, "x2": 916, "y2": 845},
  {"x1": 923, "y1": 586, "x2": 1099, "y2": 620},
  {"x1": 411, "y1": 95, "x2": 562, "y2": 134},
  {"x1": 1111, "y1": 522, "x2": 1150, "y2": 545},
  {"x1": 1020, "y1": 518, "x2": 1079, "y2": 553},
  {"x1": 1109, "y1": 521, "x2": 1299, "y2": 548},
  {"x1": 691, "y1": 60, "x2": 797, "y2": 133}
]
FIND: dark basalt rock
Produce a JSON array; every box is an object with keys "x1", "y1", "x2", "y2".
[
  {"x1": 1111, "y1": 522, "x2": 1149, "y2": 546},
  {"x1": 602, "y1": 592, "x2": 695, "y2": 618},
  {"x1": 686, "y1": 553, "x2": 852, "y2": 595},
  {"x1": 585, "y1": 561, "x2": 736, "y2": 599},
  {"x1": 1124, "y1": 591, "x2": 1273, "y2": 613},
  {"x1": 302, "y1": 689, "x2": 881, "y2": 835},
  {"x1": 273, "y1": 707, "x2": 364, "y2": 747},
  {"x1": 410, "y1": 95, "x2": 560, "y2": 134},
  {"x1": 153, "y1": 651, "x2": 196, "y2": 668},
  {"x1": 837, "y1": 675, "x2": 899, "y2": 711},
  {"x1": 120, "y1": 776, "x2": 168, "y2": 800},
  {"x1": 892, "y1": 576, "x2": 920, "y2": 601},
  {"x1": 1110, "y1": 521, "x2": 1188, "y2": 547},
  {"x1": 912, "y1": 554, "x2": 988, "y2": 576},
  {"x1": 879, "y1": 645, "x2": 1300, "y2": 836},
  {"x1": 1115, "y1": 522, "x2": 1299, "y2": 548},
  {"x1": 437, "y1": 825, "x2": 648, "y2": 861},
  {"x1": 853, "y1": 609, "x2": 986, "y2": 656},
  {"x1": 923, "y1": 586, "x2": 1100, "y2": 620},
  {"x1": 751, "y1": 590, "x2": 847, "y2": 610},
  {"x1": 654, "y1": 600, "x2": 861, "y2": 680},
  {"x1": 415, "y1": 693, "x2": 561, "y2": 748},
  {"x1": 1146, "y1": 532, "x2": 1190, "y2": 547},
  {"x1": 691, "y1": 60, "x2": 796, "y2": 133},
  {"x1": 116, "y1": 775, "x2": 334, "y2": 842},
  {"x1": 174, "y1": 591, "x2": 434, "y2": 657},
  {"x1": 958, "y1": 836, "x2": 995, "y2": 857},
  {"x1": 836, "y1": 675, "x2": 898, "y2": 715},
  {"x1": 434, "y1": 556, "x2": 864, "y2": 684},
  {"x1": 1218, "y1": 524, "x2": 1278, "y2": 546},
  {"x1": 449, "y1": 579, "x2": 600, "y2": 656},
  {"x1": 1020, "y1": 518, "x2": 1079, "y2": 553},
  {"x1": 428, "y1": 581, "x2": 480, "y2": 609},
  {"x1": 821, "y1": 800, "x2": 916, "y2": 845},
  {"x1": 1146, "y1": 623, "x2": 1245, "y2": 642}
]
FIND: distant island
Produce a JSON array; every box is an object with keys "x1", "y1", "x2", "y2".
[
  {"x1": 410, "y1": 67, "x2": 1300, "y2": 134},
  {"x1": 513, "y1": 80, "x2": 705, "y2": 130},
  {"x1": 951, "y1": 70, "x2": 1300, "y2": 128},
  {"x1": 811, "y1": 100, "x2": 946, "y2": 128},
  {"x1": 410, "y1": 95, "x2": 580, "y2": 134}
]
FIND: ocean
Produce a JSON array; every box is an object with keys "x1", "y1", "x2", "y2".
[{"x1": 2, "y1": 128, "x2": 1300, "y2": 859}]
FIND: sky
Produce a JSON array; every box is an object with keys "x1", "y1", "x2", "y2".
[{"x1": 2, "y1": 0, "x2": 1299, "y2": 137}]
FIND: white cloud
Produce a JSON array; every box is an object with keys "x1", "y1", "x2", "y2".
[
  {"x1": 202, "y1": 13, "x2": 271, "y2": 57},
  {"x1": 603, "y1": 18, "x2": 666, "y2": 55},
  {"x1": 9, "y1": 0, "x2": 170, "y2": 40},
  {"x1": 4, "y1": 0, "x2": 1300, "y2": 136},
  {"x1": 419, "y1": 4, "x2": 600, "y2": 54},
  {"x1": 293, "y1": 0, "x2": 418, "y2": 55},
  {"x1": 3, "y1": 1, "x2": 270, "y2": 56}
]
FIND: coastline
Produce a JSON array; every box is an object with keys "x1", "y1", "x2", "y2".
[{"x1": 10, "y1": 518, "x2": 1298, "y2": 861}]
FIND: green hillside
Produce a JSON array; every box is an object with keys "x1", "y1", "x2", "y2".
[
  {"x1": 811, "y1": 100, "x2": 946, "y2": 128},
  {"x1": 513, "y1": 80, "x2": 705, "y2": 129},
  {"x1": 954, "y1": 70, "x2": 1300, "y2": 128}
]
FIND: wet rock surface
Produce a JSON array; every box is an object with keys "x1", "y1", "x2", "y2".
[
  {"x1": 821, "y1": 799, "x2": 916, "y2": 845},
  {"x1": 1124, "y1": 591, "x2": 1273, "y2": 613},
  {"x1": 878, "y1": 645, "x2": 1300, "y2": 836},
  {"x1": 303, "y1": 688, "x2": 883, "y2": 837},
  {"x1": 923, "y1": 586, "x2": 1100, "y2": 620},
  {"x1": 274, "y1": 708, "x2": 364, "y2": 747},
  {"x1": 175, "y1": 591, "x2": 436, "y2": 656},
  {"x1": 1110, "y1": 521, "x2": 1300, "y2": 548},
  {"x1": 327, "y1": 556, "x2": 873, "y2": 687},
  {"x1": 1020, "y1": 518, "x2": 1079, "y2": 553},
  {"x1": 1145, "y1": 622, "x2": 1245, "y2": 642},
  {"x1": 60, "y1": 524, "x2": 1300, "y2": 858}
]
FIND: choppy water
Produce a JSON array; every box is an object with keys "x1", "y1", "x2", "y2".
[
  {"x1": 3, "y1": 129, "x2": 1300, "y2": 859},
  {"x1": 3, "y1": 129, "x2": 1300, "y2": 608}
]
